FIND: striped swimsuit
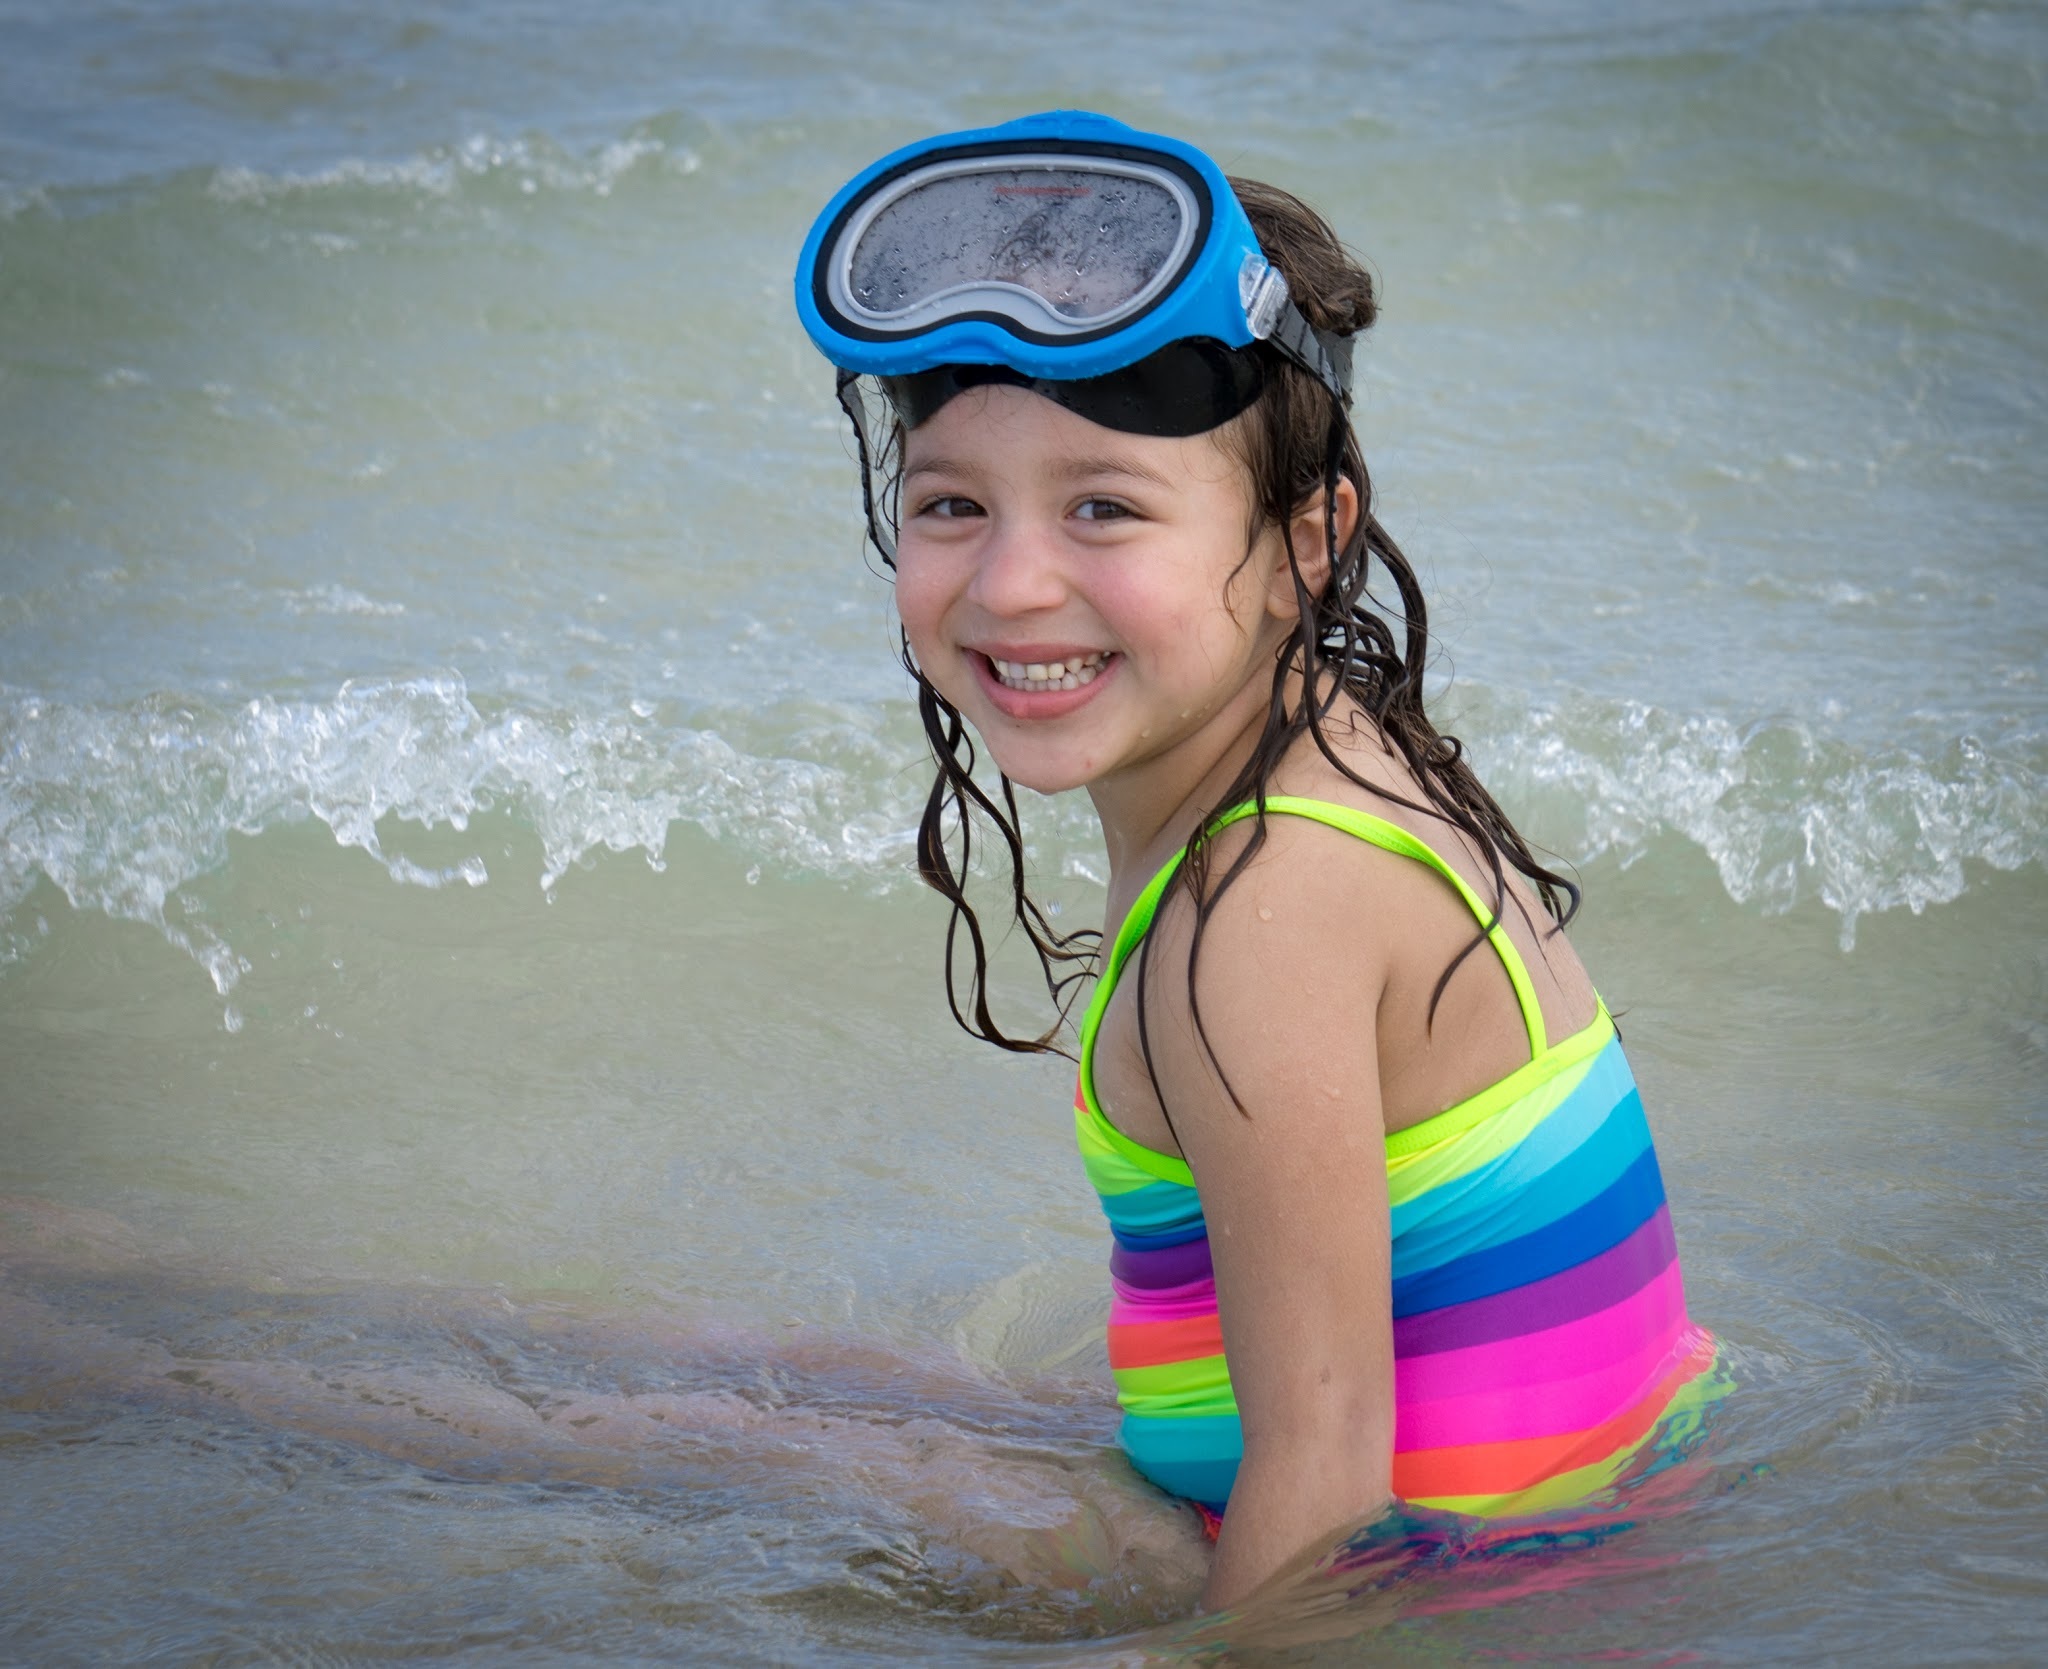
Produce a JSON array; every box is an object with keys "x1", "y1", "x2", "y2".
[{"x1": 1074, "y1": 797, "x2": 1719, "y2": 1518}]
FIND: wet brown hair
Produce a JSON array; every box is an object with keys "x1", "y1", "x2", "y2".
[{"x1": 839, "y1": 176, "x2": 1579, "y2": 1075}]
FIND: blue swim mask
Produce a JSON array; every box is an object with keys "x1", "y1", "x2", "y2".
[{"x1": 794, "y1": 110, "x2": 1352, "y2": 438}]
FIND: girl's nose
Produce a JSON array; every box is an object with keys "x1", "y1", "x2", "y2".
[{"x1": 966, "y1": 520, "x2": 1068, "y2": 618}]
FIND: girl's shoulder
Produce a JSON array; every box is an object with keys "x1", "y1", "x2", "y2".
[
  {"x1": 1093, "y1": 711, "x2": 1597, "y2": 1150},
  {"x1": 1192, "y1": 716, "x2": 1601, "y2": 1123},
  {"x1": 1206, "y1": 712, "x2": 1483, "y2": 919},
  {"x1": 1223, "y1": 710, "x2": 1559, "y2": 955},
  {"x1": 1128, "y1": 718, "x2": 1464, "y2": 1028}
]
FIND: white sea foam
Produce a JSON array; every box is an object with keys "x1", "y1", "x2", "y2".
[
  {"x1": 0, "y1": 677, "x2": 919, "y2": 997},
  {"x1": 0, "y1": 182, "x2": 48, "y2": 221},
  {"x1": 1460, "y1": 691, "x2": 2046, "y2": 949},
  {"x1": 0, "y1": 678, "x2": 2039, "y2": 1001},
  {"x1": 277, "y1": 584, "x2": 405, "y2": 618},
  {"x1": 205, "y1": 131, "x2": 690, "y2": 206}
]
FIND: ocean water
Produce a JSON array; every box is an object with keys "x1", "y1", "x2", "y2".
[{"x1": 1, "y1": 1, "x2": 2043, "y2": 1662}]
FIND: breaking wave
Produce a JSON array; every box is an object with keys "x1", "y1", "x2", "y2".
[
  {"x1": 0, "y1": 676, "x2": 920, "y2": 1002},
  {"x1": 1458, "y1": 689, "x2": 2045, "y2": 949},
  {"x1": 1, "y1": 676, "x2": 2040, "y2": 1008}
]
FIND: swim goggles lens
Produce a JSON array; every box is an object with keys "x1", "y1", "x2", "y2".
[{"x1": 833, "y1": 157, "x2": 1202, "y2": 343}]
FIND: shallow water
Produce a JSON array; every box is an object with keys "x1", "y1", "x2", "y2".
[{"x1": 2, "y1": 1, "x2": 2045, "y2": 1662}]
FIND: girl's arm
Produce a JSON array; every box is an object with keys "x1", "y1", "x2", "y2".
[{"x1": 1139, "y1": 816, "x2": 1400, "y2": 1612}]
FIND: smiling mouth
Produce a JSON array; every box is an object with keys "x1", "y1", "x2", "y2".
[{"x1": 985, "y1": 652, "x2": 1112, "y2": 693}]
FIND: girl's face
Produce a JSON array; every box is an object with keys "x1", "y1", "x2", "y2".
[{"x1": 894, "y1": 385, "x2": 1301, "y2": 808}]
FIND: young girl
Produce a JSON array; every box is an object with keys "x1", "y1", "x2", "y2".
[
  {"x1": 797, "y1": 111, "x2": 1719, "y2": 1611},
  {"x1": 3, "y1": 110, "x2": 1715, "y2": 1633}
]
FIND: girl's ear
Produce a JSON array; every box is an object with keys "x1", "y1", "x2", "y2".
[{"x1": 1265, "y1": 475, "x2": 1360, "y2": 621}]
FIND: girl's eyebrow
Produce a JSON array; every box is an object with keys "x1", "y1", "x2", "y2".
[
  {"x1": 902, "y1": 453, "x2": 1175, "y2": 489},
  {"x1": 1050, "y1": 455, "x2": 1175, "y2": 490},
  {"x1": 902, "y1": 456, "x2": 974, "y2": 483}
]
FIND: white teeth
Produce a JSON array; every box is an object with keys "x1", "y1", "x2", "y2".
[{"x1": 989, "y1": 652, "x2": 1108, "y2": 692}]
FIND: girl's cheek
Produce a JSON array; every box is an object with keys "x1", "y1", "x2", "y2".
[{"x1": 892, "y1": 550, "x2": 954, "y2": 675}]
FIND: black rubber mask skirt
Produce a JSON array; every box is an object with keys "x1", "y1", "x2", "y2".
[{"x1": 880, "y1": 338, "x2": 1268, "y2": 438}]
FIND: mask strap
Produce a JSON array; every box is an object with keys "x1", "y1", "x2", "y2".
[{"x1": 1264, "y1": 299, "x2": 1353, "y2": 409}]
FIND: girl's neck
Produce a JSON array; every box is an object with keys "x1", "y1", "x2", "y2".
[{"x1": 1083, "y1": 677, "x2": 1284, "y2": 891}]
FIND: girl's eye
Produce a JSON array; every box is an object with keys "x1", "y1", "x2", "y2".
[
  {"x1": 917, "y1": 494, "x2": 984, "y2": 519},
  {"x1": 1074, "y1": 498, "x2": 1134, "y2": 522}
]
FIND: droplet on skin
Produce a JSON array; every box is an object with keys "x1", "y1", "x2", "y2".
[{"x1": 1258, "y1": 905, "x2": 1274, "y2": 921}]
